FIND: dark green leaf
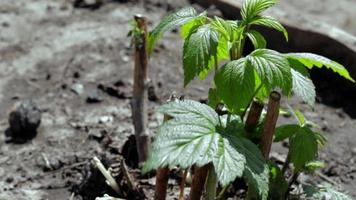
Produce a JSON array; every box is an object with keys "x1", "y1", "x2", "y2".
[
  {"x1": 247, "y1": 49, "x2": 292, "y2": 95},
  {"x1": 211, "y1": 16, "x2": 241, "y2": 41},
  {"x1": 225, "y1": 126, "x2": 269, "y2": 200},
  {"x1": 183, "y1": 24, "x2": 220, "y2": 85},
  {"x1": 148, "y1": 7, "x2": 199, "y2": 53},
  {"x1": 208, "y1": 88, "x2": 220, "y2": 109},
  {"x1": 215, "y1": 58, "x2": 256, "y2": 114},
  {"x1": 274, "y1": 124, "x2": 300, "y2": 142},
  {"x1": 241, "y1": 0, "x2": 277, "y2": 22},
  {"x1": 268, "y1": 162, "x2": 288, "y2": 200},
  {"x1": 246, "y1": 30, "x2": 267, "y2": 49},
  {"x1": 181, "y1": 15, "x2": 206, "y2": 39},
  {"x1": 250, "y1": 16, "x2": 288, "y2": 41},
  {"x1": 286, "y1": 53, "x2": 355, "y2": 82},
  {"x1": 289, "y1": 127, "x2": 318, "y2": 171},
  {"x1": 198, "y1": 34, "x2": 230, "y2": 80}
]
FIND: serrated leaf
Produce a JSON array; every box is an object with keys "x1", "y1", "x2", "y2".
[
  {"x1": 211, "y1": 16, "x2": 241, "y2": 41},
  {"x1": 181, "y1": 15, "x2": 206, "y2": 39},
  {"x1": 215, "y1": 58, "x2": 256, "y2": 114},
  {"x1": 144, "y1": 100, "x2": 268, "y2": 190},
  {"x1": 303, "y1": 184, "x2": 353, "y2": 200},
  {"x1": 250, "y1": 16, "x2": 288, "y2": 41},
  {"x1": 247, "y1": 49, "x2": 292, "y2": 95},
  {"x1": 148, "y1": 7, "x2": 198, "y2": 53},
  {"x1": 246, "y1": 30, "x2": 267, "y2": 49},
  {"x1": 243, "y1": 163, "x2": 270, "y2": 200},
  {"x1": 274, "y1": 124, "x2": 300, "y2": 142},
  {"x1": 321, "y1": 185, "x2": 353, "y2": 200},
  {"x1": 158, "y1": 99, "x2": 218, "y2": 125},
  {"x1": 183, "y1": 24, "x2": 220, "y2": 85},
  {"x1": 290, "y1": 66, "x2": 316, "y2": 106},
  {"x1": 241, "y1": 0, "x2": 277, "y2": 22},
  {"x1": 225, "y1": 125, "x2": 269, "y2": 200},
  {"x1": 213, "y1": 135, "x2": 246, "y2": 185},
  {"x1": 289, "y1": 127, "x2": 318, "y2": 171},
  {"x1": 198, "y1": 35, "x2": 230, "y2": 80},
  {"x1": 286, "y1": 53, "x2": 355, "y2": 82}
]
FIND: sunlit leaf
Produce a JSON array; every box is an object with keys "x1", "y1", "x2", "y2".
[
  {"x1": 250, "y1": 16, "x2": 288, "y2": 41},
  {"x1": 148, "y1": 7, "x2": 199, "y2": 53},
  {"x1": 286, "y1": 53, "x2": 355, "y2": 82}
]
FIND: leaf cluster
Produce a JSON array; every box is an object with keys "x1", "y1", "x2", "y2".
[{"x1": 141, "y1": 0, "x2": 355, "y2": 199}]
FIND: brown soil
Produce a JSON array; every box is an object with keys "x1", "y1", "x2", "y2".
[{"x1": 0, "y1": 0, "x2": 355, "y2": 199}]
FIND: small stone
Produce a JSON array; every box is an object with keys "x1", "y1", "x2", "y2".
[
  {"x1": 352, "y1": 147, "x2": 356, "y2": 155},
  {"x1": 73, "y1": 71, "x2": 80, "y2": 78},
  {"x1": 5, "y1": 176, "x2": 14, "y2": 183},
  {"x1": 5, "y1": 100, "x2": 41, "y2": 143},
  {"x1": 1, "y1": 22, "x2": 9, "y2": 27},
  {"x1": 98, "y1": 116, "x2": 113, "y2": 124},
  {"x1": 86, "y1": 90, "x2": 104, "y2": 103},
  {"x1": 71, "y1": 83, "x2": 84, "y2": 95}
]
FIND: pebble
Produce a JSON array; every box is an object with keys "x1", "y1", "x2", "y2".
[
  {"x1": 351, "y1": 147, "x2": 356, "y2": 155},
  {"x1": 6, "y1": 100, "x2": 41, "y2": 142},
  {"x1": 98, "y1": 116, "x2": 113, "y2": 124},
  {"x1": 71, "y1": 83, "x2": 84, "y2": 95},
  {"x1": 86, "y1": 90, "x2": 104, "y2": 103}
]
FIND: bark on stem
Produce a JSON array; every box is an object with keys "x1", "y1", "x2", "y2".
[
  {"x1": 155, "y1": 167, "x2": 170, "y2": 200},
  {"x1": 205, "y1": 164, "x2": 217, "y2": 200},
  {"x1": 260, "y1": 91, "x2": 281, "y2": 159},
  {"x1": 245, "y1": 100, "x2": 264, "y2": 133},
  {"x1": 154, "y1": 95, "x2": 178, "y2": 200},
  {"x1": 132, "y1": 15, "x2": 150, "y2": 164},
  {"x1": 188, "y1": 165, "x2": 209, "y2": 200}
]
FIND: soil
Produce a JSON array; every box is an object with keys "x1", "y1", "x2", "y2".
[{"x1": 0, "y1": 0, "x2": 355, "y2": 199}]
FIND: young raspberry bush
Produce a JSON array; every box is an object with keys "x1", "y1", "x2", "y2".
[{"x1": 142, "y1": 0, "x2": 355, "y2": 199}]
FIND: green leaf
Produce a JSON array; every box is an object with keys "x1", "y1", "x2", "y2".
[
  {"x1": 211, "y1": 16, "x2": 241, "y2": 41},
  {"x1": 144, "y1": 100, "x2": 268, "y2": 190},
  {"x1": 247, "y1": 49, "x2": 292, "y2": 95},
  {"x1": 246, "y1": 30, "x2": 267, "y2": 49},
  {"x1": 208, "y1": 88, "x2": 220, "y2": 109},
  {"x1": 305, "y1": 160, "x2": 325, "y2": 172},
  {"x1": 274, "y1": 124, "x2": 300, "y2": 142},
  {"x1": 288, "y1": 127, "x2": 318, "y2": 171},
  {"x1": 183, "y1": 24, "x2": 220, "y2": 85},
  {"x1": 158, "y1": 99, "x2": 218, "y2": 125},
  {"x1": 215, "y1": 58, "x2": 256, "y2": 114},
  {"x1": 303, "y1": 184, "x2": 353, "y2": 200},
  {"x1": 225, "y1": 125, "x2": 269, "y2": 200},
  {"x1": 250, "y1": 16, "x2": 288, "y2": 41},
  {"x1": 148, "y1": 7, "x2": 199, "y2": 53},
  {"x1": 290, "y1": 61, "x2": 316, "y2": 106},
  {"x1": 287, "y1": 104, "x2": 307, "y2": 126},
  {"x1": 286, "y1": 53, "x2": 355, "y2": 82},
  {"x1": 268, "y1": 162, "x2": 288, "y2": 200},
  {"x1": 241, "y1": 0, "x2": 277, "y2": 22},
  {"x1": 198, "y1": 35, "x2": 230, "y2": 80},
  {"x1": 243, "y1": 163, "x2": 270, "y2": 200},
  {"x1": 181, "y1": 15, "x2": 206, "y2": 39}
]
